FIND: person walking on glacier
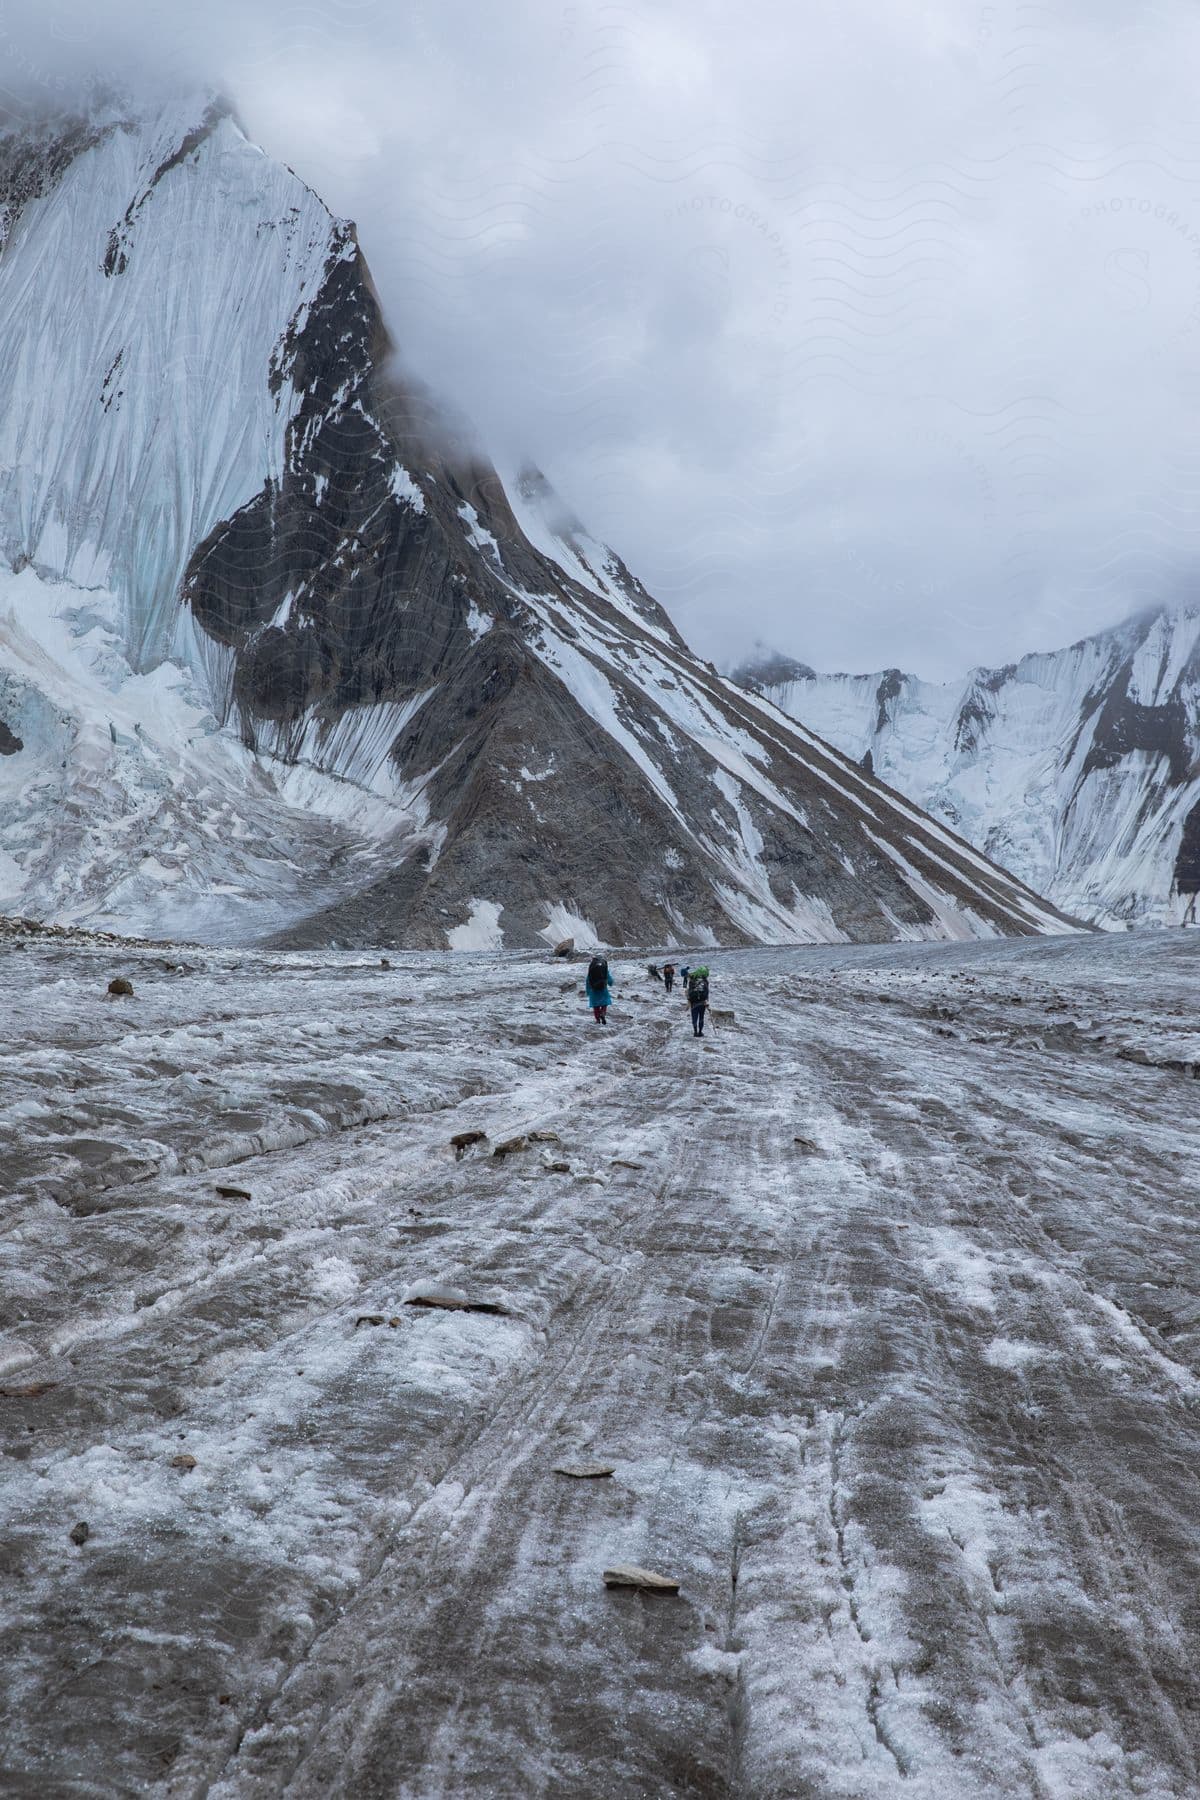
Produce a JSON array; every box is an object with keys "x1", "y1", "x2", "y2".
[
  {"x1": 662, "y1": 960, "x2": 676, "y2": 994},
  {"x1": 687, "y1": 965, "x2": 710, "y2": 1037},
  {"x1": 586, "y1": 953, "x2": 613, "y2": 1025}
]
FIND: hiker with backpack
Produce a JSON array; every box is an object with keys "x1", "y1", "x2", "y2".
[
  {"x1": 687, "y1": 965, "x2": 710, "y2": 1037},
  {"x1": 662, "y1": 960, "x2": 676, "y2": 994},
  {"x1": 586, "y1": 952, "x2": 613, "y2": 1025}
]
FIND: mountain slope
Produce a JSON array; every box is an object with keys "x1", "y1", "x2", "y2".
[
  {"x1": 735, "y1": 607, "x2": 1200, "y2": 927},
  {"x1": 0, "y1": 92, "x2": 1077, "y2": 947}
]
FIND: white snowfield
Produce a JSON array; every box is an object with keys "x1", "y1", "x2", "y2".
[
  {"x1": 0, "y1": 94, "x2": 340, "y2": 670},
  {"x1": 0, "y1": 565, "x2": 419, "y2": 938},
  {"x1": 748, "y1": 606, "x2": 1200, "y2": 930},
  {"x1": 3, "y1": 927, "x2": 1200, "y2": 1795}
]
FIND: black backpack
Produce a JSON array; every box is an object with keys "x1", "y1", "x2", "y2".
[
  {"x1": 588, "y1": 955, "x2": 609, "y2": 991},
  {"x1": 688, "y1": 973, "x2": 708, "y2": 1004}
]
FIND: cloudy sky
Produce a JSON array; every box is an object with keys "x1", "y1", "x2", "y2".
[{"x1": 4, "y1": 0, "x2": 1200, "y2": 678}]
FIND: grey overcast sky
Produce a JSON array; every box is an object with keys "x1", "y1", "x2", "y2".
[{"x1": 4, "y1": 0, "x2": 1200, "y2": 679}]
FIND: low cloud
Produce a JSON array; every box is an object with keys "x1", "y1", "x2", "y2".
[{"x1": 3, "y1": 0, "x2": 1200, "y2": 678}]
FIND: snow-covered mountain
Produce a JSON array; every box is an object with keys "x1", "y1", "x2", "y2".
[
  {"x1": 734, "y1": 606, "x2": 1200, "y2": 928},
  {"x1": 0, "y1": 92, "x2": 1077, "y2": 948}
]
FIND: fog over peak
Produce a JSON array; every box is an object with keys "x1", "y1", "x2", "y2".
[{"x1": 3, "y1": 0, "x2": 1200, "y2": 680}]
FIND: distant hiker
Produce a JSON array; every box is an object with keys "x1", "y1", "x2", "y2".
[
  {"x1": 586, "y1": 953, "x2": 613, "y2": 1026},
  {"x1": 680, "y1": 964, "x2": 690, "y2": 989},
  {"x1": 648, "y1": 963, "x2": 662, "y2": 983},
  {"x1": 687, "y1": 965, "x2": 710, "y2": 1037},
  {"x1": 662, "y1": 961, "x2": 676, "y2": 994}
]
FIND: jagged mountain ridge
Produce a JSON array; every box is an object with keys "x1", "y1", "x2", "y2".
[
  {"x1": 735, "y1": 607, "x2": 1200, "y2": 927},
  {"x1": 0, "y1": 92, "x2": 1076, "y2": 947}
]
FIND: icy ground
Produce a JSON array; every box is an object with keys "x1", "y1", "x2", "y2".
[{"x1": 3, "y1": 928, "x2": 1200, "y2": 1797}]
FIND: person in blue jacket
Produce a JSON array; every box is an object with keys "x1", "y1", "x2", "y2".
[{"x1": 585, "y1": 953, "x2": 613, "y2": 1025}]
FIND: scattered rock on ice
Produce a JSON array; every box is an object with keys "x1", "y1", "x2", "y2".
[
  {"x1": 528, "y1": 1129, "x2": 560, "y2": 1143},
  {"x1": 493, "y1": 1134, "x2": 529, "y2": 1158},
  {"x1": 554, "y1": 1461, "x2": 615, "y2": 1479},
  {"x1": 355, "y1": 1314, "x2": 386, "y2": 1328},
  {"x1": 553, "y1": 938, "x2": 574, "y2": 957},
  {"x1": 603, "y1": 1564, "x2": 679, "y2": 1593},
  {"x1": 69, "y1": 1521, "x2": 89, "y2": 1547},
  {"x1": 711, "y1": 1008, "x2": 735, "y2": 1024},
  {"x1": 107, "y1": 977, "x2": 133, "y2": 997},
  {"x1": 215, "y1": 1184, "x2": 252, "y2": 1200},
  {"x1": 0, "y1": 1380, "x2": 57, "y2": 1398},
  {"x1": 450, "y1": 1129, "x2": 488, "y2": 1159},
  {"x1": 402, "y1": 1281, "x2": 509, "y2": 1315},
  {"x1": 171, "y1": 1454, "x2": 197, "y2": 1472}
]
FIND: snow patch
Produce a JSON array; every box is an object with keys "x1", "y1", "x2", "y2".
[
  {"x1": 446, "y1": 898, "x2": 505, "y2": 951},
  {"x1": 538, "y1": 903, "x2": 601, "y2": 949}
]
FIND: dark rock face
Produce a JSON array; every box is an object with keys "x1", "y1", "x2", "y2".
[
  {"x1": 0, "y1": 721, "x2": 21, "y2": 755},
  {"x1": 874, "y1": 669, "x2": 905, "y2": 734},
  {"x1": 1081, "y1": 666, "x2": 1191, "y2": 786},
  {"x1": 1174, "y1": 798, "x2": 1200, "y2": 897}
]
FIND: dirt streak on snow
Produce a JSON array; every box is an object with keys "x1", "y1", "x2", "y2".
[{"x1": 2, "y1": 928, "x2": 1200, "y2": 1796}]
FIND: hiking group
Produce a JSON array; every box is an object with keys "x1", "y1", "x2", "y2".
[{"x1": 591, "y1": 956, "x2": 711, "y2": 1036}]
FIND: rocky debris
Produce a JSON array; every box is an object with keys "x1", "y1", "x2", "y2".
[
  {"x1": 541, "y1": 1159, "x2": 571, "y2": 1174},
  {"x1": 403, "y1": 1282, "x2": 509, "y2": 1316},
  {"x1": 380, "y1": 957, "x2": 391, "y2": 969},
  {"x1": 68, "y1": 1522, "x2": 89, "y2": 1547},
  {"x1": 171, "y1": 1454, "x2": 197, "y2": 1472},
  {"x1": 711, "y1": 1008, "x2": 736, "y2": 1025},
  {"x1": 603, "y1": 1564, "x2": 679, "y2": 1594},
  {"x1": 355, "y1": 1314, "x2": 386, "y2": 1328},
  {"x1": 0, "y1": 913, "x2": 167, "y2": 948},
  {"x1": 554, "y1": 1462, "x2": 615, "y2": 1479},
  {"x1": 451, "y1": 1129, "x2": 488, "y2": 1159},
  {"x1": 215, "y1": 1184, "x2": 252, "y2": 1200},
  {"x1": 0, "y1": 1380, "x2": 57, "y2": 1398},
  {"x1": 793, "y1": 1136, "x2": 820, "y2": 1154},
  {"x1": 1118, "y1": 1045, "x2": 1200, "y2": 1077},
  {"x1": 611, "y1": 1158, "x2": 645, "y2": 1171},
  {"x1": 107, "y1": 976, "x2": 134, "y2": 997},
  {"x1": 553, "y1": 939, "x2": 574, "y2": 957},
  {"x1": 492, "y1": 1134, "x2": 529, "y2": 1158},
  {"x1": 528, "y1": 1129, "x2": 560, "y2": 1143}
]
